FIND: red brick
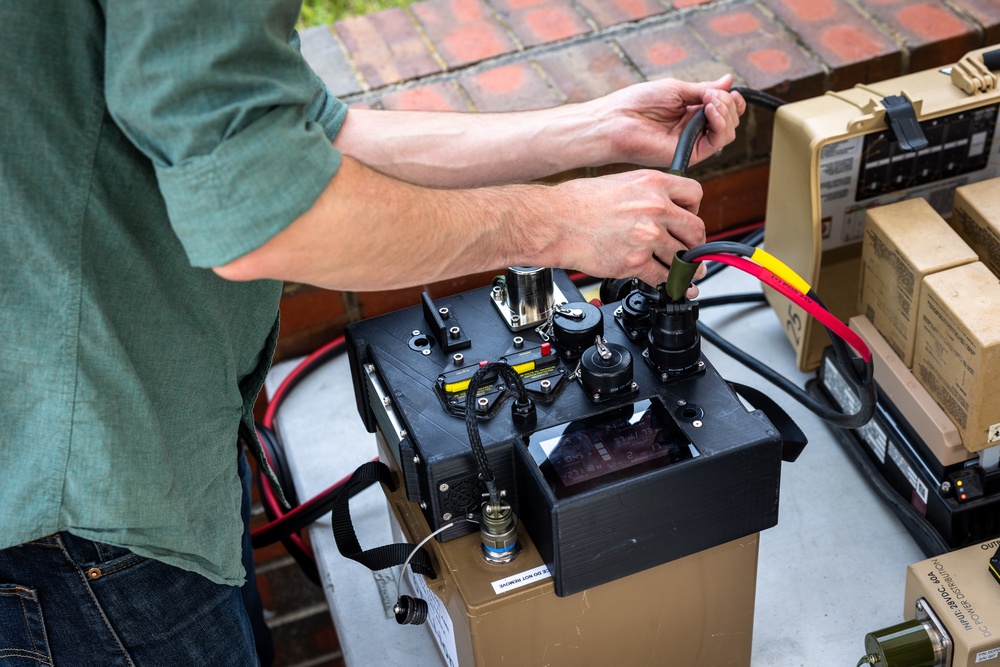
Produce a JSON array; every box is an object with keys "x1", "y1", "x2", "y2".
[
  {"x1": 458, "y1": 61, "x2": 564, "y2": 111},
  {"x1": 616, "y1": 22, "x2": 732, "y2": 83},
  {"x1": 334, "y1": 8, "x2": 441, "y2": 88},
  {"x1": 949, "y1": 0, "x2": 1000, "y2": 43},
  {"x1": 574, "y1": 0, "x2": 669, "y2": 29},
  {"x1": 269, "y1": 608, "x2": 342, "y2": 667},
  {"x1": 854, "y1": 0, "x2": 979, "y2": 71},
  {"x1": 412, "y1": 0, "x2": 517, "y2": 68},
  {"x1": 535, "y1": 41, "x2": 642, "y2": 102},
  {"x1": 673, "y1": 0, "x2": 714, "y2": 7},
  {"x1": 490, "y1": 0, "x2": 592, "y2": 47},
  {"x1": 379, "y1": 81, "x2": 471, "y2": 111},
  {"x1": 762, "y1": 0, "x2": 902, "y2": 88},
  {"x1": 276, "y1": 286, "x2": 353, "y2": 362},
  {"x1": 689, "y1": 5, "x2": 825, "y2": 98},
  {"x1": 355, "y1": 270, "x2": 499, "y2": 319},
  {"x1": 298, "y1": 26, "x2": 364, "y2": 98},
  {"x1": 698, "y1": 163, "x2": 770, "y2": 237}
]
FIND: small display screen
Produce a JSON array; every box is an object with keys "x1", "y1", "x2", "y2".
[{"x1": 527, "y1": 398, "x2": 696, "y2": 496}]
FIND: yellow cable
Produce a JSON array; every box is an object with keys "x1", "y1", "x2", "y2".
[{"x1": 750, "y1": 248, "x2": 812, "y2": 294}]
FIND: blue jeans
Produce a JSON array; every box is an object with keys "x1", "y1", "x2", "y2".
[
  {"x1": 0, "y1": 532, "x2": 260, "y2": 666},
  {"x1": 0, "y1": 448, "x2": 272, "y2": 667},
  {"x1": 239, "y1": 449, "x2": 275, "y2": 667}
]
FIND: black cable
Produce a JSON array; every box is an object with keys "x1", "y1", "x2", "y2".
[
  {"x1": 256, "y1": 475, "x2": 323, "y2": 585},
  {"x1": 463, "y1": 362, "x2": 531, "y2": 504},
  {"x1": 695, "y1": 229, "x2": 765, "y2": 284},
  {"x1": 696, "y1": 292, "x2": 876, "y2": 427},
  {"x1": 697, "y1": 292, "x2": 768, "y2": 309},
  {"x1": 732, "y1": 86, "x2": 787, "y2": 113},
  {"x1": 807, "y1": 382, "x2": 949, "y2": 556},
  {"x1": 257, "y1": 424, "x2": 299, "y2": 507},
  {"x1": 670, "y1": 107, "x2": 708, "y2": 174},
  {"x1": 252, "y1": 470, "x2": 372, "y2": 549},
  {"x1": 698, "y1": 318, "x2": 873, "y2": 427},
  {"x1": 671, "y1": 87, "x2": 788, "y2": 175}
]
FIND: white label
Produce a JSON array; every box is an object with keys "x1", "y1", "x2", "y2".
[
  {"x1": 857, "y1": 413, "x2": 888, "y2": 465},
  {"x1": 407, "y1": 567, "x2": 459, "y2": 667},
  {"x1": 977, "y1": 647, "x2": 1000, "y2": 663},
  {"x1": 822, "y1": 356, "x2": 889, "y2": 463},
  {"x1": 888, "y1": 442, "x2": 929, "y2": 504},
  {"x1": 490, "y1": 564, "x2": 552, "y2": 595},
  {"x1": 988, "y1": 422, "x2": 1000, "y2": 444}
]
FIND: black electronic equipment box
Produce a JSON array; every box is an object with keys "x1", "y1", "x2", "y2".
[
  {"x1": 811, "y1": 346, "x2": 1000, "y2": 556},
  {"x1": 346, "y1": 269, "x2": 789, "y2": 596}
]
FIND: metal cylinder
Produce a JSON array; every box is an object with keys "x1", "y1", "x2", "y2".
[
  {"x1": 506, "y1": 267, "x2": 554, "y2": 326},
  {"x1": 863, "y1": 619, "x2": 944, "y2": 667},
  {"x1": 480, "y1": 501, "x2": 519, "y2": 563}
]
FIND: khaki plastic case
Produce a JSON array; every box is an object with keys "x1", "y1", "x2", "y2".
[
  {"x1": 378, "y1": 433, "x2": 761, "y2": 667},
  {"x1": 764, "y1": 46, "x2": 1000, "y2": 372}
]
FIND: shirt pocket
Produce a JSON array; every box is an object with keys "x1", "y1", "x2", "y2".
[{"x1": 0, "y1": 584, "x2": 53, "y2": 666}]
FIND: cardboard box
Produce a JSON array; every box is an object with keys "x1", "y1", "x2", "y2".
[
  {"x1": 952, "y1": 178, "x2": 1000, "y2": 279},
  {"x1": 912, "y1": 262, "x2": 1000, "y2": 452},
  {"x1": 849, "y1": 316, "x2": 969, "y2": 467},
  {"x1": 859, "y1": 198, "x2": 978, "y2": 367}
]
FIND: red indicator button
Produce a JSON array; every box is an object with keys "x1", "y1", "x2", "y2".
[{"x1": 541, "y1": 342, "x2": 551, "y2": 356}]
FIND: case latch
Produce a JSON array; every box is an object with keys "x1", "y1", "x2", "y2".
[
  {"x1": 950, "y1": 48, "x2": 999, "y2": 94},
  {"x1": 881, "y1": 95, "x2": 928, "y2": 152}
]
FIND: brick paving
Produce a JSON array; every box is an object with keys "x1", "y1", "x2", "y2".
[{"x1": 300, "y1": 0, "x2": 1000, "y2": 117}]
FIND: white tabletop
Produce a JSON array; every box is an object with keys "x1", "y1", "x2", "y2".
[{"x1": 266, "y1": 265, "x2": 925, "y2": 666}]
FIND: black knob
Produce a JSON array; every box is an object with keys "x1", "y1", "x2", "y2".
[
  {"x1": 580, "y1": 342, "x2": 633, "y2": 399},
  {"x1": 551, "y1": 302, "x2": 603, "y2": 358}
]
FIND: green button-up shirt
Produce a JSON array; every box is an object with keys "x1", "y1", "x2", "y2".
[{"x1": 0, "y1": 0, "x2": 346, "y2": 585}]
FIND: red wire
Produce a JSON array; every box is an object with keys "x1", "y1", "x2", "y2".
[
  {"x1": 255, "y1": 335, "x2": 348, "y2": 552},
  {"x1": 697, "y1": 253, "x2": 871, "y2": 362},
  {"x1": 706, "y1": 220, "x2": 764, "y2": 243},
  {"x1": 263, "y1": 335, "x2": 346, "y2": 430},
  {"x1": 251, "y1": 453, "x2": 361, "y2": 541}
]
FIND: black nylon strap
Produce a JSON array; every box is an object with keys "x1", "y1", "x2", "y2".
[
  {"x1": 331, "y1": 461, "x2": 437, "y2": 578},
  {"x1": 728, "y1": 381, "x2": 809, "y2": 463}
]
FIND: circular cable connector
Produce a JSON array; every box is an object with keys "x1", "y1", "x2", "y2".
[{"x1": 394, "y1": 594, "x2": 429, "y2": 625}]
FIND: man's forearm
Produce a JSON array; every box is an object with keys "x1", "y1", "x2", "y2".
[
  {"x1": 214, "y1": 156, "x2": 561, "y2": 290},
  {"x1": 331, "y1": 76, "x2": 745, "y2": 189},
  {"x1": 333, "y1": 105, "x2": 609, "y2": 188},
  {"x1": 213, "y1": 155, "x2": 705, "y2": 290}
]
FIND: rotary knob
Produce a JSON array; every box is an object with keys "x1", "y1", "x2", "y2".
[
  {"x1": 551, "y1": 301, "x2": 603, "y2": 358},
  {"x1": 580, "y1": 338, "x2": 634, "y2": 400}
]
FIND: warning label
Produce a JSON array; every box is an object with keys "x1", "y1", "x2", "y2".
[{"x1": 491, "y1": 564, "x2": 552, "y2": 595}]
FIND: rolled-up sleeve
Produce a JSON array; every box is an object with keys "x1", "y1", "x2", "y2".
[{"x1": 102, "y1": 0, "x2": 348, "y2": 267}]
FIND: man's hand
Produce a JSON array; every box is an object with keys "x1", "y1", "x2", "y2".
[
  {"x1": 334, "y1": 75, "x2": 746, "y2": 188},
  {"x1": 213, "y1": 158, "x2": 705, "y2": 291},
  {"x1": 582, "y1": 74, "x2": 746, "y2": 169},
  {"x1": 538, "y1": 170, "x2": 705, "y2": 287},
  {"x1": 216, "y1": 74, "x2": 743, "y2": 291}
]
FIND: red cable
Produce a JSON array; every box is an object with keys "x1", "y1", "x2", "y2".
[
  {"x1": 706, "y1": 220, "x2": 764, "y2": 243},
  {"x1": 697, "y1": 253, "x2": 871, "y2": 362},
  {"x1": 251, "y1": 454, "x2": 361, "y2": 542},
  {"x1": 255, "y1": 335, "x2": 348, "y2": 552},
  {"x1": 263, "y1": 336, "x2": 346, "y2": 430}
]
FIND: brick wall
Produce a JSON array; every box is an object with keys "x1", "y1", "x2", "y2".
[{"x1": 257, "y1": 1, "x2": 1000, "y2": 664}]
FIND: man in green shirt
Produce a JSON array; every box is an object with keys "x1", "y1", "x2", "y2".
[{"x1": 0, "y1": 0, "x2": 744, "y2": 664}]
